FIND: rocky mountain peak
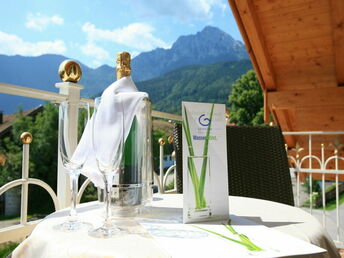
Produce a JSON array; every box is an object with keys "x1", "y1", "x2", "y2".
[{"x1": 131, "y1": 26, "x2": 248, "y2": 81}]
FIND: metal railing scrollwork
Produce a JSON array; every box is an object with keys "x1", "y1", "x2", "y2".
[
  {"x1": 284, "y1": 131, "x2": 344, "y2": 245},
  {"x1": 0, "y1": 132, "x2": 59, "y2": 243}
]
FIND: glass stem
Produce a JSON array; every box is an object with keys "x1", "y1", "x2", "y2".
[
  {"x1": 69, "y1": 172, "x2": 79, "y2": 222},
  {"x1": 104, "y1": 174, "x2": 112, "y2": 226}
]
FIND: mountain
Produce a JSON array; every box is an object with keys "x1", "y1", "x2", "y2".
[
  {"x1": 136, "y1": 59, "x2": 252, "y2": 114},
  {"x1": 131, "y1": 26, "x2": 248, "y2": 81},
  {"x1": 79, "y1": 64, "x2": 114, "y2": 97},
  {"x1": 0, "y1": 26, "x2": 250, "y2": 114}
]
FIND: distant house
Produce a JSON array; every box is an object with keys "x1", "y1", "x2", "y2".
[
  {"x1": 0, "y1": 105, "x2": 43, "y2": 139},
  {"x1": 0, "y1": 106, "x2": 43, "y2": 216}
]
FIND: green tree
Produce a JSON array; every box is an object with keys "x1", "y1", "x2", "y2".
[
  {"x1": 229, "y1": 70, "x2": 264, "y2": 126},
  {"x1": 29, "y1": 103, "x2": 58, "y2": 190},
  {"x1": 0, "y1": 108, "x2": 34, "y2": 185},
  {"x1": 0, "y1": 103, "x2": 58, "y2": 214}
]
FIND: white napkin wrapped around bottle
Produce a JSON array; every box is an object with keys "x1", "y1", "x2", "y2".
[{"x1": 72, "y1": 76, "x2": 148, "y2": 188}]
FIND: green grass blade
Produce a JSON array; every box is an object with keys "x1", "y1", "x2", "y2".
[
  {"x1": 188, "y1": 157, "x2": 201, "y2": 207},
  {"x1": 224, "y1": 223, "x2": 237, "y2": 235},
  {"x1": 198, "y1": 104, "x2": 215, "y2": 206},
  {"x1": 182, "y1": 107, "x2": 195, "y2": 156},
  {"x1": 193, "y1": 225, "x2": 255, "y2": 250},
  {"x1": 183, "y1": 105, "x2": 201, "y2": 207},
  {"x1": 224, "y1": 224, "x2": 263, "y2": 251},
  {"x1": 182, "y1": 109, "x2": 199, "y2": 188},
  {"x1": 237, "y1": 234, "x2": 263, "y2": 251}
]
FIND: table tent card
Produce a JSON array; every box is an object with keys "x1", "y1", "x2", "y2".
[{"x1": 182, "y1": 101, "x2": 229, "y2": 223}]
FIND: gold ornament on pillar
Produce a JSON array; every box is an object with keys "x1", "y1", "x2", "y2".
[
  {"x1": 158, "y1": 138, "x2": 165, "y2": 146},
  {"x1": 116, "y1": 52, "x2": 131, "y2": 80},
  {"x1": 58, "y1": 60, "x2": 82, "y2": 83},
  {"x1": 20, "y1": 132, "x2": 33, "y2": 144}
]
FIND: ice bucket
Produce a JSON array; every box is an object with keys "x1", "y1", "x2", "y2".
[{"x1": 98, "y1": 97, "x2": 153, "y2": 216}]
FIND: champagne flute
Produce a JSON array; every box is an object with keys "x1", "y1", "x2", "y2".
[
  {"x1": 89, "y1": 96, "x2": 124, "y2": 238},
  {"x1": 55, "y1": 100, "x2": 90, "y2": 231}
]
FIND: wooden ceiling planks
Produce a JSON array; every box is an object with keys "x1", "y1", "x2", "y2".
[
  {"x1": 228, "y1": 0, "x2": 344, "y2": 134},
  {"x1": 267, "y1": 87, "x2": 344, "y2": 109},
  {"x1": 253, "y1": 0, "x2": 317, "y2": 13},
  {"x1": 265, "y1": 0, "x2": 338, "y2": 91},
  {"x1": 255, "y1": 0, "x2": 329, "y2": 18},
  {"x1": 275, "y1": 66, "x2": 337, "y2": 90},
  {"x1": 258, "y1": 4, "x2": 330, "y2": 34},
  {"x1": 276, "y1": 80, "x2": 337, "y2": 91},
  {"x1": 270, "y1": 48, "x2": 333, "y2": 63},
  {"x1": 267, "y1": 36, "x2": 333, "y2": 57},
  {"x1": 330, "y1": 0, "x2": 344, "y2": 85},
  {"x1": 294, "y1": 108, "x2": 344, "y2": 131}
]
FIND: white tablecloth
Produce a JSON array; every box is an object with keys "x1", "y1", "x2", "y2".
[{"x1": 12, "y1": 194, "x2": 339, "y2": 258}]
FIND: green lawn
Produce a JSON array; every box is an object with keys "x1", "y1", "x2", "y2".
[
  {"x1": 303, "y1": 191, "x2": 344, "y2": 210},
  {"x1": 0, "y1": 214, "x2": 33, "y2": 221},
  {"x1": 0, "y1": 242, "x2": 19, "y2": 258},
  {"x1": 323, "y1": 192, "x2": 344, "y2": 210}
]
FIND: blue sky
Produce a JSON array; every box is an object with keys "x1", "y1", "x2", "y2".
[{"x1": 0, "y1": 0, "x2": 242, "y2": 68}]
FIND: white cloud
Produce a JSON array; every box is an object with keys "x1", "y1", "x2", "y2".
[
  {"x1": 132, "y1": 0, "x2": 226, "y2": 21},
  {"x1": 82, "y1": 22, "x2": 169, "y2": 51},
  {"x1": 80, "y1": 42, "x2": 110, "y2": 60},
  {"x1": 91, "y1": 60, "x2": 103, "y2": 68},
  {"x1": 0, "y1": 31, "x2": 66, "y2": 55},
  {"x1": 26, "y1": 13, "x2": 64, "y2": 31},
  {"x1": 131, "y1": 51, "x2": 140, "y2": 58}
]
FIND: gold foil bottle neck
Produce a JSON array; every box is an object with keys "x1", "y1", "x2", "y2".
[{"x1": 116, "y1": 52, "x2": 131, "y2": 80}]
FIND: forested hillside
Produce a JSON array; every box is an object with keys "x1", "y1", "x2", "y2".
[{"x1": 136, "y1": 59, "x2": 252, "y2": 114}]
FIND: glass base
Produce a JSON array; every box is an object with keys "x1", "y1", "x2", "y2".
[
  {"x1": 53, "y1": 220, "x2": 91, "y2": 232},
  {"x1": 88, "y1": 224, "x2": 123, "y2": 238},
  {"x1": 187, "y1": 207, "x2": 212, "y2": 220},
  {"x1": 112, "y1": 206, "x2": 140, "y2": 218},
  {"x1": 113, "y1": 218, "x2": 147, "y2": 235}
]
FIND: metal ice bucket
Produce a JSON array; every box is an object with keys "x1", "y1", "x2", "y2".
[{"x1": 98, "y1": 97, "x2": 153, "y2": 216}]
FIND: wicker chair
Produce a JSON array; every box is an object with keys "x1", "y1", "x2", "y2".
[{"x1": 172, "y1": 124, "x2": 294, "y2": 206}]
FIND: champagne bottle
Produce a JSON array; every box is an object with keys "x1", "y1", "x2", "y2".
[
  {"x1": 107, "y1": 51, "x2": 152, "y2": 215},
  {"x1": 116, "y1": 52, "x2": 140, "y2": 187}
]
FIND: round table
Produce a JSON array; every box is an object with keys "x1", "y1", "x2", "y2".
[{"x1": 12, "y1": 194, "x2": 339, "y2": 258}]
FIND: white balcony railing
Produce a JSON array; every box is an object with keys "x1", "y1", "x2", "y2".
[{"x1": 283, "y1": 131, "x2": 344, "y2": 246}]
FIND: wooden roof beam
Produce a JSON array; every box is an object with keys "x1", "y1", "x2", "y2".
[
  {"x1": 271, "y1": 108, "x2": 296, "y2": 147},
  {"x1": 230, "y1": 0, "x2": 277, "y2": 91},
  {"x1": 267, "y1": 87, "x2": 344, "y2": 109},
  {"x1": 330, "y1": 0, "x2": 344, "y2": 85},
  {"x1": 228, "y1": 0, "x2": 265, "y2": 90}
]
